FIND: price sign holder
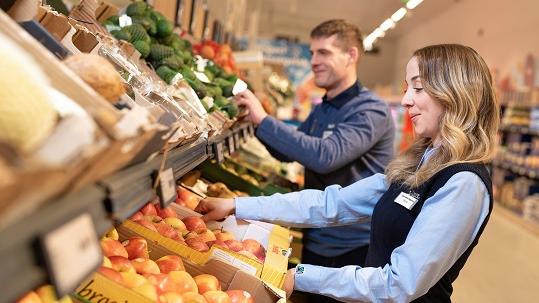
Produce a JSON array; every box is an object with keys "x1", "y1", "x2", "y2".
[
  {"x1": 213, "y1": 141, "x2": 225, "y2": 163},
  {"x1": 233, "y1": 132, "x2": 241, "y2": 150},
  {"x1": 39, "y1": 213, "x2": 102, "y2": 298},
  {"x1": 153, "y1": 168, "x2": 176, "y2": 208},
  {"x1": 227, "y1": 136, "x2": 235, "y2": 154}
]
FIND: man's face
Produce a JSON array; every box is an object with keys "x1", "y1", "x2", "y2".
[{"x1": 310, "y1": 35, "x2": 351, "y2": 90}]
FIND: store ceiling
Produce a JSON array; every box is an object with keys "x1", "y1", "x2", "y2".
[{"x1": 254, "y1": 0, "x2": 458, "y2": 43}]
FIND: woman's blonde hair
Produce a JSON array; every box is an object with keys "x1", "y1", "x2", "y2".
[{"x1": 386, "y1": 44, "x2": 499, "y2": 187}]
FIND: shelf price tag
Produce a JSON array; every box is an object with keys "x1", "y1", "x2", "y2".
[
  {"x1": 214, "y1": 141, "x2": 225, "y2": 163},
  {"x1": 227, "y1": 136, "x2": 235, "y2": 154},
  {"x1": 233, "y1": 132, "x2": 241, "y2": 149},
  {"x1": 40, "y1": 213, "x2": 101, "y2": 297},
  {"x1": 156, "y1": 168, "x2": 176, "y2": 207}
]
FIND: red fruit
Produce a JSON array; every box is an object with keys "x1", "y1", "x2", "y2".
[
  {"x1": 224, "y1": 240, "x2": 243, "y2": 252},
  {"x1": 177, "y1": 188, "x2": 200, "y2": 210},
  {"x1": 200, "y1": 45, "x2": 216, "y2": 59},
  {"x1": 194, "y1": 274, "x2": 220, "y2": 294},
  {"x1": 242, "y1": 239, "x2": 264, "y2": 257},
  {"x1": 130, "y1": 211, "x2": 143, "y2": 221},
  {"x1": 133, "y1": 219, "x2": 159, "y2": 232},
  {"x1": 109, "y1": 256, "x2": 136, "y2": 273},
  {"x1": 185, "y1": 238, "x2": 209, "y2": 252},
  {"x1": 140, "y1": 203, "x2": 158, "y2": 216},
  {"x1": 131, "y1": 258, "x2": 160, "y2": 275},
  {"x1": 143, "y1": 273, "x2": 178, "y2": 293},
  {"x1": 203, "y1": 290, "x2": 231, "y2": 303},
  {"x1": 100, "y1": 238, "x2": 128, "y2": 258},
  {"x1": 226, "y1": 290, "x2": 254, "y2": 303},
  {"x1": 122, "y1": 237, "x2": 149, "y2": 260},
  {"x1": 156, "y1": 255, "x2": 185, "y2": 274},
  {"x1": 155, "y1": 221, "x2": 181, "y2": 239},
  {"x1": 183, "y1": 216, "x2": 207, "y2": 234},
  {"x1": 98, "y1": 266, "x2": 124, "y2": 285},
  {"x1": 156, "y1": 205, "x2": 177, "y2": 219}
]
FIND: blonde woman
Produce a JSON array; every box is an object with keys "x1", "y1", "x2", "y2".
[{"x1": 196, "y1": 44, "x2": 499, "y2": 302}]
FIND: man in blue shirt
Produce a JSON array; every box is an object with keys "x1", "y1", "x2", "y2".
[{"x1": 235, "y1": 19, "x2": 395, "y2": 302}]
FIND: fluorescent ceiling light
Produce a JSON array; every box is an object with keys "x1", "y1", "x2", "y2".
[
  {"x1": 391, "y1": 8, "x2": 407, "y2": 22},
  {"x1": 380, "y1": 18, "x2": 395, "y2": 31},
  {"x1": 406, "y1": 0, "x2": 424, "y2": 10}
]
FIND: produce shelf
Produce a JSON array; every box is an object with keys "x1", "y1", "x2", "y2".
[{"x1": 0, "y1": 186, "x2": 108, "y2": 303}]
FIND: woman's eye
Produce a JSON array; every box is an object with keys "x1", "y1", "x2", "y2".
[{"x1": 413, "y1": 88, "x2": 424, "y2": 92}]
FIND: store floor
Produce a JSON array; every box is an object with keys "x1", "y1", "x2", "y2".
[
  {"x1": 452, "y1": 207, "x2": 539, "y2": 302},
  {"x1": 290, "y1": 207, "x2": 539, "y2": 302}
]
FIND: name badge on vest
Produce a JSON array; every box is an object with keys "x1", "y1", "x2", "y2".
[{"x1": 394, "y1": 191, "x2": 420, "y2": 210}]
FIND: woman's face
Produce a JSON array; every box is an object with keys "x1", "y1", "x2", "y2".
[{"x1": 402, "y1": 57, "x2": 445, "y2": 145}]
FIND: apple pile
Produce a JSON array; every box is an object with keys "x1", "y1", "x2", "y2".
[
  {"x1": 193, "y1": 41, "x2": 238, "y2": 75},
  {"x1": 176, "y1": 187, "x2": 201, "y2": 210},
  {"x1": 130, "y1": 202, "x2": 266, "y2": 262},
  {"x1": 99, "y1": 233, "x2": 253, "y2": 303}
]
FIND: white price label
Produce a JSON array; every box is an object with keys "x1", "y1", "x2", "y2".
[
  {"x1": 118, "y1": 15, "x2": 132, "y2": 27},
  {"x1": 158, "y1": 168, "x2": 176, "y2": 207},
  {"x1": 228, "y1": 136, "x2": 235, "y2": 154},
  {"x1": 215, "y1": 142, "x2": 224, "y2": 163},
  {"x1": 41, "y1": 213, "x2": 101, "y2": 296},
  {"x1": 233, "y1": 133, "x2": 240, "y2": 149},
  {"x1": 211, "y1": 249, "x2": 257, "y2": 275}
]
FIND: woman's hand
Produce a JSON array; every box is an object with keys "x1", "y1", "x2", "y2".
[
  {"x1": 195, "y1": 197, "x2": 235, "y2": 222},
  {"x1": 284, "y1": 268, "x2": 296, "y2": 298}
]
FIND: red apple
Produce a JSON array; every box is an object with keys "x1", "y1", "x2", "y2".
[
  {"x1": 140, "y1": 203, "x2": 158, "y2": 216},
  {"x1": 197, "y1": 230, "x2": 216, "y2": 243},
  {"x1": 109, "y1": 256, "x2": 136, "y2": 273},
  {"x1": 185, "y1": 238, "x2": 210, "y2": 252},
  {"x1": 133, "y1": 218, "x2": 159, "y2": 232},
  {"x1": 164, "y1": 217, "x2": 187, "y2": 233},
  {"x1": 16, "y1": 292, "x2": 41, "y2": 303},
  {"x1": 183, "y1": 216, "x2": 207, "y2": 234},
  {"x1": 177, "y1": 188, "x2": 200, "y2": 210},
  {"x1": 102, "y1": 256, "x2": 112, "y2": 268},
  {"x1": 120, "y1": 272, "x2": 147, "y2": 288},
  {"x1": 98, "y1": 266, "x2": 124, "y2": 285},
  {"x1": 155, "y1": 221, "x2": 181, "y2": 239},
  {"x1": 143, "y1": 215, "x2": 163, "y2": 223},
  {"x1": 156, "y1": 255, "x2": 185, "y2": 273},
  {"x1": 133, "y1": 283, "x2": 158, "y2": 301},
  {"x1": 157, "y1": 205, "x2": 177, "y2": 219},
  {"x1": 242, "y1": 239, "x2": 265, "y2": 260},
  {"x1": 130, "y1": 211, "x2": 144, "y2": 221},
  {"x1": 203, "y1": 290, "x2": 231, "y2": 303},
  {"x1": 143, "y1": 273, "x2": 178, "y2": 294},
  {"x1": 224, "y1": 240, "x2": 243, "y2": 252},
  {"x1": 161, "y1": 292, "x2": 184, "y2": 303},
  {"x1": 104, "y1": 228, "x2": 119, "y2": 240},
  {"x1": 194, "y1": 274, "x2": 220, "y2": 294},
  {"x1": 100, "y1": 238, "x2": 128, "y2": 258},
  {"x1": 123, "y1": 237, "x2": 149, "y2": 260},
  {"x1": 182, "y1": 292, "x2": 207, "y2": 303},
  {"x1": 225, "y1": 290, "x2": 254, "y2": 303},
  {"x1": 169, "y1": 271, "x2": 198, "y2": 294},
  {"x1": 214, "y1": 230, "x2": 235, "y2": 242},
  {"x1": 131, "y1": 258, "x2": 160, "y2": 275}
]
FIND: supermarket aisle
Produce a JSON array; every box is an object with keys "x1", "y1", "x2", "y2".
[{"x1": 452, "y1": 207, "x2": 539, "y2": 302}]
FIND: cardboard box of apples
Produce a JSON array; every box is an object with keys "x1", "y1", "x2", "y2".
[
  {"x1": 121, "y1": 200, "x2": 290, "y2": 289},
  {"x1": 79, "y1": 230, "x2": 284, "y2": 303}
]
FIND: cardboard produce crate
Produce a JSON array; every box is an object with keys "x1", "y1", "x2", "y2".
[
  {"x1": 118, "y1": 205, "x2": 290, "y2": 289},
  {"x1": 75, "y1": 232, "x2": 285, "y2": 303}
]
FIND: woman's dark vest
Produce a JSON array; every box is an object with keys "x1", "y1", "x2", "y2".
[{"x1": 365, "y1": 163, "x2": 493, "y2": 302}]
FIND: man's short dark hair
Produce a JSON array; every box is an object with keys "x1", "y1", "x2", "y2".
[{"x1": 310, "y1": 19, "x2": 364, "y2": 53}]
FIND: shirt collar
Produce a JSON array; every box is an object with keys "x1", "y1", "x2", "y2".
[{"x1": 322, "y1": 81, "x2": 362, "y2": 108}]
